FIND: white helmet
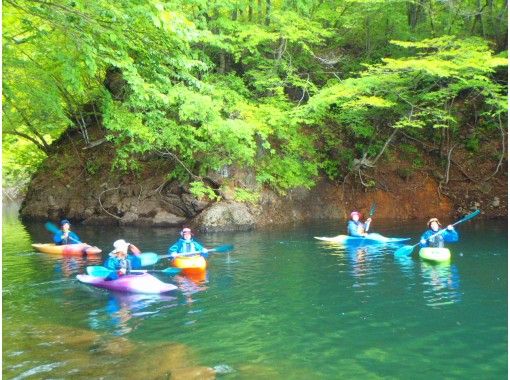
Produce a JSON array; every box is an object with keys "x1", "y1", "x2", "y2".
[{"x1": 113, "y1": 239, "x2": 130, "y2": 253}]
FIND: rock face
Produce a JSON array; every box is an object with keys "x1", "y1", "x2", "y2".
[
  {"x1": 18, "y1": 129, "x2": 507, "y2": 231},
  {"x1": 192, "y1": 202, "x2": 256, "y2": 231},
  {"x1": 20, "y1": 175, "x2": 195, "y2": 227}
]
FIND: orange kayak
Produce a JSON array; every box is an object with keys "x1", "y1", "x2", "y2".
[
  {"x1": 172, "y1": 255, "x2": 207, "y2": 271},
  {"x1": 32, "y1": 243, "x2": 102, "y2": 255}
]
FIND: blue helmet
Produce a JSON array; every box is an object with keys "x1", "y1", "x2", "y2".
[{"x1": 60, "y1": 219, "x2": 71, "y2": 226}]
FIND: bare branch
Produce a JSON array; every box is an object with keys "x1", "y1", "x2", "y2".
[
  {"x1": 98, "y1": 185, "x2": 122, "y2": 220},
  {"x1": 443, "y1": 143, "x2": 457, "y2": 185},
  {"x1": 481, "y1": 113, "x2": 506, "y2": 181},
  {"x1": 3, "y1": 129, "x2": 49, "y2": 154},
  {"x1": 156, "y1": 149, "x2": 201, "y2": 180},
  {"x1": 372, "y1": 129, "x2": 398, "y2": 165}
]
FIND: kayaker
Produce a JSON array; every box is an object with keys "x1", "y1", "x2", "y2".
[
  {"x1": 420, "y1": 218, "x2": 459, "y2": 248},
  {"x1": 112, "y1": 239, "x2": 142, "y2": 269},
  {"x1": 347, "y1": 211, "x2": 372, "y2": 237},
  {"x1": 53, "y1": 219, "x2": 81, "y2": 245},
  {"x1": 104, "y1": 240, "x2": 132, "y2": 280},
  {"x1": 167, "y1": 227, "x2": 208, "y2": 259}
]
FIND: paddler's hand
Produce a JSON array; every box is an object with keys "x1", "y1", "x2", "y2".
[
  {"x1": 119, "y1": 268, "x2": 127, "y2": 275},
  {"x1": 366, "y1": 218, "x2": 372, "y2": 223},
  {"x1": 420, "y1": 239, "x2": 427, "y2": 245},
  {"x1": 446, "y1": 225, "x2": 454, "y2": 230}
]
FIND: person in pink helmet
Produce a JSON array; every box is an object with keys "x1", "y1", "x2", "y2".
[{"x1": 347, "y1": 211, "x2": 372, "y2": 237}]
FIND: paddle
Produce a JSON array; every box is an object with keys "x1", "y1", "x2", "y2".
[
  {"x1": 364, "y1": 203, "x2": 377, "y2": 232},
  {"x1": 86, "y1": 266, "x2": 182, "y2": 278},
  {"x1": 44, "y1": 221, "x2": 81, "y2": 244},
  {"x1": 138, "y1": 244, "x2": 234, "y2": 267},
  {"x1": 394, "y1": 209, "x2": 480, "y2": 257}
]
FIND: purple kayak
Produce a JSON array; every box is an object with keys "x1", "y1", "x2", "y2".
[{"x1": 76, "y1": 273, "x2": 177, "y2": 294}]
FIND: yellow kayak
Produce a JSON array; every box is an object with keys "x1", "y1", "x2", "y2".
[
  {"x1": 172, "y1": 255, "x2": 207, "y2": 271},
  {"x1": 32, "y1": 243, "x2": 102, "y2": 256}
]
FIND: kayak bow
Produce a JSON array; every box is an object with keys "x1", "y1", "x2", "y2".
[{"x1": 32, "y1": 243, "x2": 102, "y2": 255}]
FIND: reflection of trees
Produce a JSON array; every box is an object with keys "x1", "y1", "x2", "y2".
[
  {"x1": 2, "y1": 206, "x2": 38, "y2": 287},
  {"x1": 420, "y1": 262, "x2": 461, "y2": 308}
]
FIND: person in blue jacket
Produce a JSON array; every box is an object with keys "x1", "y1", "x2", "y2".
[
  {"x1": 347, "y1": 211, "x2": 372, "y2": 237},
  {"x1": 53, "y1": 219, "x2": 81, "y2": 245},
  {"x1": 104, "y1": 240, "x2": 132, "y2": 280},
  {"x1": 167, "y1": 227, "x2": 208, "y2": 259},
  {"x1": 108, "y1": 239, "x2": 143, "y2": 269},
  {"x1": 420, "y1": 218, "x2": 459, "y2": 248}
]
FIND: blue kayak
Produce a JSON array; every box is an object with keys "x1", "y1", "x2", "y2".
[{"x1": 314, "y1": 233, "x2": 410, "y2": 244}]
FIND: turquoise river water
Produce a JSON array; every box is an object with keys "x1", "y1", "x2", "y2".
[{"x1": 2, "y1": 206, "x2": 507, "y2": 379}]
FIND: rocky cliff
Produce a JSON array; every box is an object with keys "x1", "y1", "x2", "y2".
[{"x1": 19, "y1": 127, "x2": 507, "y2": 231}]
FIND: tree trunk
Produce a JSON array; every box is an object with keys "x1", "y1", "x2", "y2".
[
  {"x1": 218, "y1": 52, "x2": 226, "y2": 74},
  {"x1": 471, "y1": 0, "x2": 486, "y2": 36},
  {"x1": 275, "y1": 36, "x2": 286, "y2": 61},
  {"x1": 258, "y1": 0, "x2": 262, "y2": 22},
  {"x1": 265, "y1": 0, "x2": 271, "y2": 26},
  {"x1": 487, "y1": 0, "x2": 496, "y2": 37},
  {"x1": 428, "y1": 0, "x2": 436, "y2": 37},
  {"x1": 249, "y1": 0, "x2": 253, "y2": 21},
  {"x1": 407, "y1": 0, "x2": 426, "y2": 31},
  {"x1": 495, "y1": 0, "x2": 508, "y2": 50},
  {"x1": 232, "y1": 4, "x2": 238, "y2": 21},
  {"x1": 364, "y1": 16, "x2": 371, "y2": 58}
]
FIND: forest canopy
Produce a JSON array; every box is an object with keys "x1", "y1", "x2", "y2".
[{"x1": 3, "y1": 0, "x2": 507, "y2": 198}]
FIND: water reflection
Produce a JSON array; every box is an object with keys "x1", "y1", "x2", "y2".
[
  {"x1": 174, "y1": 271, "x2": 208, "y2": 303},
  {"x1": 88, "y1": 292, "x2": 177, "y2": 336},
  {"x1": 81, "y1": 269, "x2": 209, "y2": 335},
  {"x1": 320, "y1": 239, "x2": 463, "y2": 309},
  {"x1": 346, "y1": 245, "x2": 383, "y2": 284},
  {"x1": 52, "y1": 255, "x2": 103, "y2": 278},
  {"x1": 420, "y1": 261, "x2": 461, "y2": 308},
  {"x1": 394, "y1": 254, "x2": 416, "y2": 280},
  {"x1": 316, "y1": 241, "x2": 387, "y2": 291}
]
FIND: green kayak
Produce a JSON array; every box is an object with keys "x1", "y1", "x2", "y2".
[{"x1": 419, "y1": 247, "x2": 451, "y2": 262}]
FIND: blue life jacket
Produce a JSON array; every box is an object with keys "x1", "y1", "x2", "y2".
[
  {"x1": 167, "y1": 238, "x2": 205, "y2": 255},
  {"x1": 347, "y1": 220, "x2": 367, "y2": 237},
  {"x1": 53, "y1": 231, "x2": 81, "y2": 245},
  {"x1": 103, "y1": 257, "x2": 132, "y2": 280},
  {"x1": 420, "y1": 228, "x2": 459, "y2": 248}
]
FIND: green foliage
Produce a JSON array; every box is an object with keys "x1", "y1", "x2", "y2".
[
  {"x1": 2, "y1": 135, "x2": 45, "y2": 193},
  {"x1": 84, "y1": 160, "x2": 101, "y2": 176},
  {"x1": 189, "y1": 181, "x2": 221, "y2": 202},
  {"x1": 233, "y1": 188, "x2": 260, "y2": 204},
  {"x1": 299, "y1": 36, "x2": 506, "y2": 180},
  {"x1": 3, "y1": 0, "x2": 507, "y2": 196},
  {"x1": 465, "y1": 136, "x2": 480, "y2": 153}
]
